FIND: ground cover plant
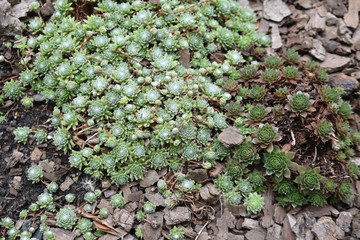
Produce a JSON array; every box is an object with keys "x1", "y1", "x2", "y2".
[{"x1": 0, "y1": 0, "x2": 359, "y2": 238}]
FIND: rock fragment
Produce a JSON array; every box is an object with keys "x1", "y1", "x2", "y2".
[
  {"x1": 329, "y1": 73, "x2": 359, "y2": 96},
  {"x1": 139, "y1": 170, "x2": 159, "y2": 188},
  {"x1": 309, "y1": 39, "x2": 326, "y2": 61},
  {"x1": 113, "y1": 209, "x2": 134, "y2": 232},
  {"x1": 266, "y1": 224, "x2": 281, "y2": 240},
  {"x1": 199, "y1": 183, "x2": 220, "y2": 204},
  {"x1": 245, "y1": 227, "x2": 266, "y2": 240},
  {"x1": 336, "y1": 211, "x2": 353, "y2": 232},
  {"x1": 311, "y1": 216, "x2": 345, "y2": 240},
  {"x1": 263, "y1": 0, "x2": 291, "y2": 22},
  {"x1": 273, "y1": 205, "x2": 286, "y2": 224},
  {"x1": 306, "y1": 6, "x2": 327, "y2": 32},
  {"x1": 164, "y1": 207, "x2": 191, "y2": 225},
  {"x1": 320, "y1": 53, "x2": 351, "y2": 73},
  {"x1": 242, "y1": 218, "x2": 259, "y2": 230},
  {"x1": 217, "y1": 127, "x2": 244, "y2": 148},
  {"x1": 270, "y1": 24, "x2": 282, "y2": 50},
  {"x1": 344, "y1": 0, "x2": 360, "y2": 29}
]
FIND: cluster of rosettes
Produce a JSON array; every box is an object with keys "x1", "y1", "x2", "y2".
[
  {"x1": 216, "y1": 48, "x2": 359, "y2": 208},
  {"x1": 5, "y1": 0, "x2": 359, "y2": 216},
  {"x1": 14, "y1": 0, "x2": 273, "y2": 185}
]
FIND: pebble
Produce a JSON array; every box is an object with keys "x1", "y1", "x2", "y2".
[
  {"x1": 263, "y1": 0, "x2": 291, "y2": 22},
  {"x1": 273, "y1": 205, "x2": 286, "y2": 224},
  {"x1": 139, "y1": 170, "x2": 159, "y2": 188},
  {"x1": 344, "y1": 0, "x2": 359, "y2": 29},
  {"x1": 329, "y1": 73, "x2": 359, "y2": 96},
  {"x1": 164, "y1": 207, "x2": 191, "y2": 225},
  {"x1": 320, "y1": 53, "x2": 351, "y2": 73},
  {"x1": 242, "y1": 218, "x2": 259, "y2": 230},
  {"x1": 266, "y1": 223, "x2": 281, "y2": 240},
  {"x1": 309, "y1": 39, "x2": 326, "y2": 61},
  {"x1": 245, "y1": 227, "x2": 266, "y2": 240},
  {"x1": 336, "y1": 211, "x2": 353, "y2": 232},
  {"x1": 271, "y1": 24, "x2": 282, "y2": 50},
  {"x1": 311, "y1": 216, "x2": 345, "y2": 240},
  {"x1": 217, "y1": 127, "x2": 244, "y2": 148}
]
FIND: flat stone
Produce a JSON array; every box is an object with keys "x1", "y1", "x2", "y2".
[
  {"x1": 326, "y1": 12, "x2": 338, "y2": 26},
  {"x1": 208, "y1": 163, "x2": 224, "y2": 178},
  {"x1": 104, "y1": 190, "x2": 116, "y2": 198},
  {"x1": 309, "y1": 39, "x2": 326, "y2": 61},
  {"x1": 199, "y1": 183, "x2": 220, "y2": 204},
  {"x1": 329, "y1": 73, "x2": 359, "y2": 96},
  {"x1": 245, "y1": 227, "x2": 266, "y2": 240},
  {"x1": 33, "y1": 94, "x2": 44, "y2": 102},
  {"x1": 30, "y1": 147, "x2": 43, "y2": 162},
  {"x1": 306, "y1": 6, "x2": 327, "y2": 32},
  {"x1": 164, "y1": 207, "x2": 191, "y2": 225},
  {"x1": 344, "y1": 0, "x2": 359, "y2": 29},
  {"x1": 281, "y1": 215, "x2": 295, "y2": 240},
  {"x1": 144, "y1": 192, "x2": 165, "y2": 207},
  {"x1": 352, "y1": 212, "x2": 360, "y2": 238},
  {"x1": 216, "y1": 208, "x2": 236, "y2": 239},
  {"x1": 320, "y1": 53, "x2": 351, "y2": 73},
  {"x1": 336, "y1": 211, "x2": 353, "y2": 232},
  {"x1": 113, "y1": 209, "x2": 134, "y2": 232},
  {"x1": 242, "y1": 218, "x2": 259, "y2": 230},
  {"x1": 48, "y1": 228, "x2": 75, "y2": 240},
  {"x1": 258, "y1": 19, "x2": 270, "y2": 34},
  {"x1": 348, "y1": 208, "x2": 359, "y2": 217},
  {"x1": 59, "y1": 176, "x2": 74, "y2": 191},
  {"x1": 325, "y1": 26, "x2": 338, "y2": 40},
  {"x1": 296, "y1": 0, "x2": 313, "y2": 9},
  {"x1": 238, "y1": 0, "x2": 249, "y2": 7},
  {"x1": 292, "y1": 214, "x2": 305, "y2": 239},
  {"x1": 263, "y1": 0, "x2": 291, "y2": 22},
  {"x1": 266, "y1": 224, "x2": 281, "y2": 240},
  {"x1": 312, "y1": 216, "x2": 345, "y2": 240},
  {"x1": 325, "y1": 0, "x2": 347, "y2": 17},
  {"x1": 271, "y1": 24, "x2": 282, "y2": 50},
  {"x1": 179, "y1": 50, "x2": 190, "y2": 68},
  {"x1": 351, "y1": 157, "x2": 360, "y2": 167},
  {"x1": 273, "y1": 205, "x2": 286, "y2": 224},
  {"x1": 227, "y1": 204, "x2": 248, "y2": 218},
  {"x1": 260, "y1": 188, "x2": 274, "y2": 229},
  {"x1": 352, "y1": 26, "x2": 360, "y2": 51},
  {"x1": 217, "y1": 127, "x2": 244, "y2": 148},
  {"x1": 97, "y1": 199, "x2": 114, "y2": 214},
  {"x1": 186, "y1": 168, "x2": 208, "y2": 183},
  {"x1": 139, "y1": 170, "x2": 159, "y2": 188},
  {"x1": 40, "y1": 2, "x2": 55, "y2": 18},
  {"x1": 12, "y1": 0, "x2": 33, "y2": 18}
]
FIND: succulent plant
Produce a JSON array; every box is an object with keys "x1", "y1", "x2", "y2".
[
  {"x1": 243, "y1": 192, "x2": 264, "y2": 214},
  {"x1": 215, "y1": 175, "x2": 234, "y2": 192},
  {"x1": 47, "y1": 182, "x2": 58, "y2": 193},
  {"x1": 295, "y1": 167, "x2": 321, "y2": 192},
  {"x1": 13, "y1": 127, "x2": 30, "y2": 144},
  {"x1": 283, "y1": 66, "x2": 299, "y2": 79},
  {"x1": 65, "y1": 193, "x2": 76, "y2": 203},
  {"x1": 337, "y1": 182, "x2": 352, "y2": 202},
  {"x1": 99, "y1": 208, "x2": 109, "y2": 218},
  {"x1": 1, "y1": 217, "x2": 14, "y2": 228},
  {"x1": 36, "y1": 192, "x2": 53, "y2": 208},
  {"x1": 264, "y1": 56, "x2": 282, "y2": 69},
  {"x1": 27, "y1": 165, "x2": 43, "y2": 183},
  {"x1": 7, "y1": 227, "x2": 19, "y2": 240},
  {"x1": 77, "y1": 218, "x2": 92, "y2": 233},
  {"x1": 307, "y1": 191, "x2": 327, "y2": 207},
  {"x1": 169, "y1": 226, "x2": 184, "y2": 240},
  {"x1": 234, "y1": 141, "x2": 260, "y2": 165},
  {"x1": 288, "y1": 92, "x2": 312, "y2": 113},
  {"x1": 110, "y1": 194, "x2": 125, "y2": 209},
  {"x1": 4, "y1": 80, "x2": 25, "y2": 101},
  {"x1": 34, "y1": 129, "x2": 47, "y2": 143},
  {"x1": 263, "y1": 146, "x2": 293, "y2": 179},
  {"x1": 84, "y1": 192, "x2": 97, "y2": 203},
  {"x1": 21, "y1": 97, "x2": 34, "y2": 109},
  {"x1": 315, "y1": 120, "x2": 333, "y2": 139},
  {"x1": 56, "y1": 207, "x2": 77, "y2": 230},
  {"x1": 143, "y1": 201, "x2": 156, "y2": 214}
]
